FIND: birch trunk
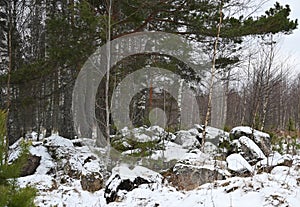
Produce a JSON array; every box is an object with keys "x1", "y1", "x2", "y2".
[
  {"x1": 260, "y1": 35, "x2": 275, "y2": 131},
  {"x1": 202, "y1": 1, "x2": 223, "y2": 151},
  {"x1": 105, "y1": 0, "x2": 112, "y2": 169},
  {"x1": 5, "y1": 0, "x2": 12, "y2": 163}
]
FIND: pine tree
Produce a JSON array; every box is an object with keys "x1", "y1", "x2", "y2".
[
  {"x1": 0, "y1": 110, "x2": 37, "y2": 207},
  {"x1": 0, "y1": 0, "x2": 298, "y2": 144}
]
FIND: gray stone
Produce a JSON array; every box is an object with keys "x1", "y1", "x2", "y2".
[
  {"x1": 81, "y1": 172, "x2": 103, "y2": 192},
  {"x1": 20, "y1": 154, "x2": 41, "y2": 177},
  {"x1": 104, "y1": 166, "x2": 162, "y2": 204},
  {"x1": 173, "y1": 130, "x2": 200, "y2": 149},
  {"x1": 168, "y1": 165, "x2": 225, "y2": 190},
  {"x1": 229, "y1": 137, "x2": 266, "y2": 165},
  {"x1": 230, "y1": 126, "x2": 271, "y2": 156},
  {"x1": 164, "y1": 151, "x2": 227, "y2": 190}
]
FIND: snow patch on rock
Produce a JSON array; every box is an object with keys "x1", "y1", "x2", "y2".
[
  {"x1": 239, "y1": 136, "x2": 266, "y2": 159},
  {"x1": 226, "y1": 153, "x2": 253, "y2": 173}
]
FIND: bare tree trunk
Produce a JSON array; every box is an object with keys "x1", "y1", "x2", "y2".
[
  {"x1": 260, "y1": 35, "x2": 275, "y2": 131},
  {"x1": 202, "y1": 1, "x2": 223, "y2": 151},
  {"x1": 241, "y1": 56, "x2": 251, "y2": 125},
  {"x1": 105, "y1": 0, "x2": 112, "y2": 168},
  {"x1": 278, "y1": 69, "x2": 284, "y2": 129},
  {"x1": 241, "y1": 88, "x2": 247, "y2": 125},
  {"x1": 260, "y1": 95, "x2": 269, "y2": 131},
  {"x1": 251, "y1": 66, "x2": 264, "y2": 129},
  {"x1": 4, "y1": 0, "x2": 12, "y2": 163},
  {"x1": 52, "y1": 68, "x2": 59, "y2": 134},
  {"x1": 177, "y1": 79, "x2": 184, "y2": 128},
  {"x1": 252, "y1": 99, "x2": 260, "y2": 129},
  {"x1": 222, "y1": 70, "x2": 230, "y2": 128}
]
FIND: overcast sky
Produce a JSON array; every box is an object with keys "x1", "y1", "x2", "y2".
[{"x1": 266, "y1": 0, "x2": 300, "y2": 72}]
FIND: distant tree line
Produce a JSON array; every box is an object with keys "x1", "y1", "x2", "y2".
[{"x1": 0, "y1": 0, "x2": 298, "y2": 143}]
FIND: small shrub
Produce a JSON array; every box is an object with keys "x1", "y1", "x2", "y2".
[{"x1": 223, "y1": 125, "x2": 231, "y2": 132}]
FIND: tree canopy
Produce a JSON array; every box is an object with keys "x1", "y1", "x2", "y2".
[{"x1": 0, "y1": 0, "x2": 298, "y2": 140}]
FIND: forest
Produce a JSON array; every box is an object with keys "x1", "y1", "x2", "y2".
[
  {"x1": 0, "y1": 0, "x2": 299, "y2": 144},
  {"x1": 1, "y1": 1, "x2": 300, "y2": 206}
]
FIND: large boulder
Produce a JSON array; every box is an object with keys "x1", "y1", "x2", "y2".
[
  {"x1": 173, "y1": 126, "x2": 228, "y2": 152},
  {"x1": 205, "y1": 126, "x2": 229, "y2": 147},
  {"x1": 226, "y1": 153, "x2": 253, "y2": 176},
  {"x1": 81, "y1": 172, "x2": 103, "y2": 192},
  {"x1": 173, "y1": 130, "x2": 200, "y2": 149},
  {"x1": 111, "y1": 126, "x2": 170, "y2": 158},
  {"x1": 8, "y1": 138, "x2": 42, "y2": 177},
  {"x1": 80, "y1": 158, "x2": 105, "y2": 192},
  {"x1": 43, "y1": 135, "x2": 106, "y2": 193},
  {"x1": 20, "y1": 154, "x2": 41, "y2": 177},
  {"x1": 230, "y1": 136, "x2": 266, "y2": 165},
  {"x1": 164, "y1": 150, "x2": 227, "y2": 190},
  {"x1": 116, "y1": 126, "x2": 168, "y2": 143},
  {"x1": 230, "y1": 126, "x2": 271, "y2": 156},
  {"x1": 104, "y1": 165, "x2": 162, "y2": 204}
]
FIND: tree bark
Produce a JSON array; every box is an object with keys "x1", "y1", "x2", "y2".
[{"x1": 202, "y1": 1, "x2": 223, "y2": 151}]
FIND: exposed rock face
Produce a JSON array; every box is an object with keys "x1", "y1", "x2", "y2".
[
  {"x1": 294, "y1": 156, "x2": 300, "y2": 171},
  {"x1": 165, "y1": 150, "x2": 227, "y2": 190},
  {"x1": 20, "y1": 154, "x2": 41, "y2": 177},
  {"x1": 168, "y1": 165, "x2": 225, "y2": 190},
  {"x1": 279, "y1": 156, "x2": 293, "y2": 167},
  {"x1": 81, "y1": 172, "x2": 103, "y2": 192},
  {"x1": 63, "y1": 160, "x2": 81, "y2": 179}
]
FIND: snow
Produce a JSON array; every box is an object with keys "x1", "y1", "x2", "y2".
[
  {"x1": 18, "y1": 174, "x2": 54, "y2": 191},
  {"x1": 206, "y1": 126, "x2": 229, "y2": 139},
  {"x1": 7, "y1": 128, "x2": 300, "y2": 207},
  {"x1": 122, "y1": 148, "x2": 142, "y2": 155},
  {"x1": 30, "y1": 145, "x2": 55, "y2": 174},
  {"x1": 8, "y1": 138, "x2": 24, "y2": 162},
  {"x1": 239, "y1": 136, "x2": 266, "y2": 159},
  {"x1": 232, "y1": 126, "x2": 254, "y2": 134},
  {"x1": 104, "y1": 171, "x2": 300, "y2": 207},
  {"x1": 16, "y1": 153, "x2": 300, "y2": 207},
  {"x1": 151, "y1": 141, "x2": 188, "y2": 161},
  {"x1": 110, "y1": 165, "x2": 163, "y2": 183},
  {"x1": 118, "y1": 126, "x2": 165, "y2": 143},
  {"x1": 148, "y1": 125, "x2": 166, "y2": 134},
  {"x1": 173, "y1": 130, "x2": 199, "y2": 149},
  {"x1": 135, "y1": 134, "x2": 152, "y2": 142},
  {"x1": 34, "y1": 187, "x2": 105, "y2": 207},
  {"x1": 226, "y1": 153, "x2": 253, "y2": 173},
  {"x1": 231, "y1": 126, "x2": 270, "y2": 141},
  {"x1": 256, "y1": 152, "x2": 293, "y2": 167},
  {"x1": 44, "y1": 134, "x2": 74, "y2": 148}
]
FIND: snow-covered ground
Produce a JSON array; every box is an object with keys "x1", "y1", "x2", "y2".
[
  {"x1": 105, "y1": 166, "x2": 300, "y2": 207},
  {"x1": 9, "y1": 126, "x2": 300, "y2": 207}
]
